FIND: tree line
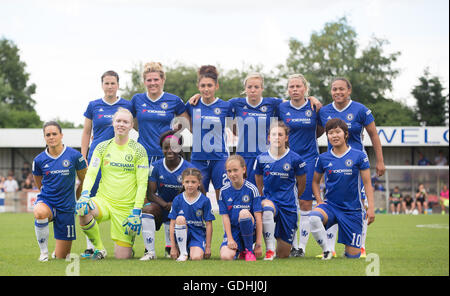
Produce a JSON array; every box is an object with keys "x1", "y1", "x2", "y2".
[{"x1": 1, "y1": 17, "x2": 448, "y2": 128}]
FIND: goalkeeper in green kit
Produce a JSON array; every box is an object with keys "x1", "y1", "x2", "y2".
[{"x1": 76, "y1": 108, "x2": 149, "y2": 259}]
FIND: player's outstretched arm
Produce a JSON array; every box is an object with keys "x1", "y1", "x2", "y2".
[
  {"x1": 312, "y1": 172, "x2": 324, "y2": 205},
  {"x1": 134, "y1": 146, "x2": 150, "y2": 209},
  {"x1": 188, "y1": 93, "x2": 201, "y2": 106},
  {"x1": 254, "y1": 211, "x2": 263, "y2": 257},
  {"x1": 169, "y1": 219, "x2": 179, "y2": 259},
  {"x1": 205, "y1": 221, "x2": 213, "y2": 259},
  {"x1": 365, "y1": 122, "x2": 385, "y2": 177},
  {"x1": 221, "y1": 214, "x2": 237, "y2": 251},
  {"x1": 360, "y1": 169, "x2": 375, "y2": 225},
  {"x1": 76, "y1": 167, "x2": 88, "y2": 199},
  {"x1": 296, "y1": 174, "x2": 306, "y2": 199},
  {"x1": 254, "y1": 174, "x2": 264, "y2": 197}
]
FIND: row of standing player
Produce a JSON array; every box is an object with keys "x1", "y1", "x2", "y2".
[{"x1": 32, "y1": 63, "x2": 385, "y2": 261}]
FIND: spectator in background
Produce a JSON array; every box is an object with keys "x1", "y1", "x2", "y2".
[
  {"x1": 440, "y1": 185, "x2": 449, "y2": 215},
  {"x1": 0, "y1": 175, "x2": 5, "y2": 192},
  {"x1": 434, "y1": 150, "x2": 448, "y2": 166},
  {"x1": 21, "y1": 177, "x2": 34, "y2": 192},
  {"x1": 417, "y1": 152, "x2": 431, "y2": 166},
  {"x1": 415, "y1": 183, "x2": 428, "y2": 214},
  {"x1": 4, "y1": 174, "x2": 19, "y2": 193},
  {"x1": 21, "y1": 161, "x2": 32, "y2": 182},
  {"x1": 389, "y1": 186, "x2": 403, "y2": 214},
  {"x1": 402, "y1": 194, "x2": 415, "y2": 214}
]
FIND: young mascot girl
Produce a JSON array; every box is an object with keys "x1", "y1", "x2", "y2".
[
  {"x1": 139, "y1": 130, "x2": 197, "y2": 260},
  {"x1": 254, "y1": 121, "x2": 306, "y2": 260},
  {"x1": 218, "y1": 155, "x2": 263, "y2": 261},
  {"x1": 168, "y1": 168, "x2": 215, "y2": 261},
  {"x1": 310, "y1": 118, "x2": 375, "y2": 260}
]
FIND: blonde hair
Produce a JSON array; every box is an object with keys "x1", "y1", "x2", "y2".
[
  {"x1": 242, "y1": 72, "x2": 264, "y2": 95},
  {"x1": 287, "y1": 74, "x2": 310, "y2": 97},
  {"x1": 112, "y1": 107, "x2": 133, "y2": 122},
  {"x1": 143, "y1": 62, "x2": 165, "y2": 80}
]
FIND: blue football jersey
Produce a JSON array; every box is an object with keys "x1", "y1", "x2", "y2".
[
  {"x1": 149, "y1": 158, "x2": 196, "y2": 203},
  {"x1": 254, "y1": 149, "x2": 306, "y2": 211},
  {"x1": 315, "y1": 146, "x2": 370, "y2": 211},
  {"x1": 278, "y1": 99, "x2": 320, "y2": 161},
  {"x1": 318, "y1": 100, "x2": 374, "y2": 151},
  {"x1": 229, "y1": 97, "x2": 281, "y2": 158},
  {"x1": 32, "y1": 146, "x2": 87, "y2": 212},
  {"x1": 218, "y1": 180, "x2": 262, "y2": 228},
  {"x1": 186, "y1": 97, "x2": 233, "y2": 160},
  {"x1": 83, "y1": 97, "x2": 133, "y2": 162},
  {"x1": 131, "y1": 92, "x2": 186, "y2": 158},
  {"x1": 168, "y1": 192, "x2": 216, "y2": 238}
]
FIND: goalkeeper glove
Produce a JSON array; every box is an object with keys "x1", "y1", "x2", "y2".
[
  {"x1": 75, "y1": 190, "x2": 95, "y2": 216},
  {"x1": 122, "y1": 208, "x2": 142, "y2": 235}
]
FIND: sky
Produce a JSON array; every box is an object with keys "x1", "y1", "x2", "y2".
[{"x1": 1, "y1": 0, "x2": 449, "y2": 126}]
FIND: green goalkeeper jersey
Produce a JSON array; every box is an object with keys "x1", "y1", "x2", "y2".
[{"x1": 83, "y1": 138, "x2": 149, "y2": 210}]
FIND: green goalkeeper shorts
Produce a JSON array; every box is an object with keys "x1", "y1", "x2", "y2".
[{"x1": 92, "y1": 196, "x2": 135, "y2": 247}]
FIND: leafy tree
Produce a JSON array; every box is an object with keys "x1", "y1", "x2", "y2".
[
  {"x1": 366, "y1": 100, "x2": 418, "y2": 126},
  {"x1": 0, "y1": 38, "x2": 42, "y2": 127},
  {"x1": 0, "y1": 102, "x2": 41, "y2": 128},
  {"x1": 0, "y1": 38, "x2": 37, "y2": 111},
  {"x1": 411, "y1": 68, "x2": 448, "y2": 126},
  {"x1": 280, "y1": 17, "x2": 400, "y2": 106}
]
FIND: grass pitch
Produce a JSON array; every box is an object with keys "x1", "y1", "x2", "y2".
[{"x1": 0, "y1": 213, "x2": 448, "y2": 276}]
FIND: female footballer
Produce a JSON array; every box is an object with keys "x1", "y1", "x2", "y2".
[
  {"x1": 76, "y1": 107, "x2": 149, "y2": 260},
  {"x1": 184, "y1": 65, "x2": 234, "y2": 201},
  {"x1": 32, "y1": 121, "x2": 87, "y2": 261},
  {"x1": 310, "y1": 118, "x2": 375, "y2": 260},
  {"x1": 317, "y1": 77, "x2": 385, "y2": 257},
  {"x1": 130, "y1": 62, "x2": 190, "y2": 165},
  {"x1": 254, "y1": 121, "x2": 306, "y2": 260},
  {"x1": 139, "y1": 130, "x2": 197, "y2": 260},
  {"x1": 218, "y1": 155, "x2": 263, "y2": 261},
  {"x1": 278, "y1": 74, "x2": 324, "y2": 257},
  {"x1": 80, "y1": 70, "x2": 133, "y2": 257}
]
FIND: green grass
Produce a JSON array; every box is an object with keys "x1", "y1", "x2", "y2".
[{"x1": 0, "y1": 213, "x2": 448, "y2": 276}]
